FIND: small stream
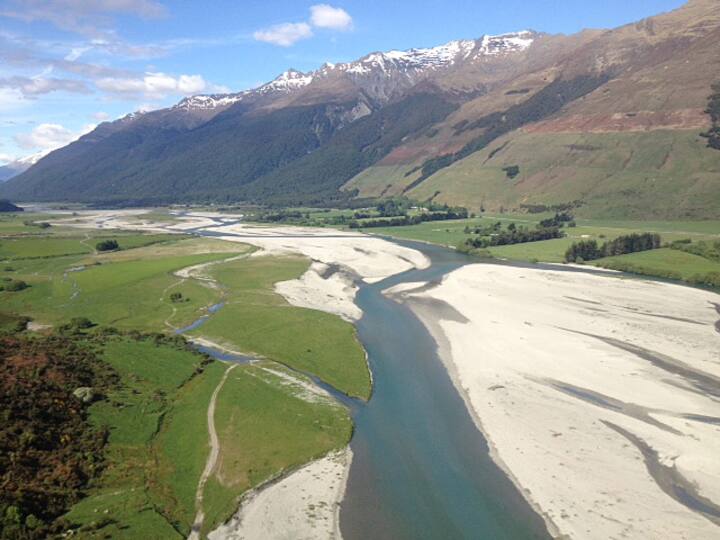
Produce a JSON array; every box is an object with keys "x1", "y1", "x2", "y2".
[{"x1": 174, "y1": 301, "x2": 253, "y2": 364}]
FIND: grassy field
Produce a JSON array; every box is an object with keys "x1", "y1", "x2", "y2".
[
  {"x1": 1, "y1": 236, "x2": 248, "y2": 331},
  {"x1": 191, "y1": 255, "x2": 371, "y2": 399},
  {"x1": 64, "y1": 337, "x2": 355, "y2": 538},
  {"x1": 0, "y1": 232, "x2": 178, "y2": 259},
  {"x1": 350, "y1": 130, "x2": 720, "y2": 220},
  {"x1": 65, "y1": 337, "x2": 222, "y2": 539},
  {"x1": 591, "y1": 248, "x2": 720, "y2": 281},
  {"x1": 200, "y1": 360, "x2": 352, "y2": 535},
  {"x1": 2, "y1": 220, "x2": 366, "y2": 538},
  {"x1": 357, "y1": 213, "x2": 720, "y2": 286}
]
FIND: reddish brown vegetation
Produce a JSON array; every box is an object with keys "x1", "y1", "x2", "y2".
[
  {"x1": 0, "y1": 336, "x2": 117, "y2": 539},
  {"x1": 524, "y1": 109, "x2": 708, "y2": 134}
]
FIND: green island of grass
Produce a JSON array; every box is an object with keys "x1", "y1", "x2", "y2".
[{"x1": 191, "y1": 254, "x2": 371, "y2": 400}]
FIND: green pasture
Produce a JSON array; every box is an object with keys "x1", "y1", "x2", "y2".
[{"x1": 192, "y1": 255, "x2": 371, "y2": 399}]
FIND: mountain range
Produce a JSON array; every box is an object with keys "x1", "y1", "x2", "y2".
[
  {"x1": 0, "y1": 151, "x2": 46, "y2": 183},
  {"x1": 2, "y1": 0, "x2": 719, "y2": 218}
]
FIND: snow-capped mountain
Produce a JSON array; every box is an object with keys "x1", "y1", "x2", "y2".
[
  {"x1": 173, "y1": 31, "x2": 537, "y2": 112},
  {"x1": 3, "y1": 0, "x2": 718, "y2": 215},
  {"x1": 0, "y1": 151, "x2": 47, "y2": 182},
  {"x1": 174, "y1": 69, "x2": 314, "y2": 111},
  {"x1": 338, "y1": 31, "x2": 535, "y2": 75}
]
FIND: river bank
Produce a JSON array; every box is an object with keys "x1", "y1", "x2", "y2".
[
  {"x1": 44, "y1": 208, "x2": 720, "y2": 539},
  {"x1": 387, "y1": 263, "x2": 720, "y2": 539},
  {"x1": 209, "y1": 448, "x2": 353, "y2": 540}
]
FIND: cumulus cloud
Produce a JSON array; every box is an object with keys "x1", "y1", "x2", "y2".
[
  {"x1": 253, "y1": 22, "x2": 313, "y2": 47},
  {"x1": 96, "y1": 72, "x2": 207, "y2": 99},
  {"x1": 310, "y1": 4, "x2": 353, "y2": 31},
  {"x1": 0, "y1": 76, "x2": 91, "y2": 97},
  {"x1": 254, "y1": 5, "x2": 352, "y2": 47},
  {"x1": 14, "y1": 122, "x2": 96, "y2": 152}
]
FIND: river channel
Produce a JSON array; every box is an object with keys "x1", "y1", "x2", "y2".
[{"x1": 185, "y1": 221, "x2": 550, "y2": 539}]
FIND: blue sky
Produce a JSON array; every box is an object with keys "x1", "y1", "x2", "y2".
[{"x1": 0, "y1": 0, "x2": 686, "y2": 164}]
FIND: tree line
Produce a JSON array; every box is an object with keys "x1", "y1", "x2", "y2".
[
  {"x1": 466, "y1": 224, "x2": 564, "y2": 248},
  {"x1": 349, "y1": 207, "x2": 468, "y2": 229},
  {"x1": 565, "y1": 233, "x2": 661, "y2": 263}
]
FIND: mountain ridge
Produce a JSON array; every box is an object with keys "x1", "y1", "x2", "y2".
[{"x1": 2, "y1": 1, "x2": 719, "y2": 218}]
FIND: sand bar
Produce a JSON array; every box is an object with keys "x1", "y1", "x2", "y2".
[
  {"x1": 208, "y1": 449, "x2": 352, "y2": 540},
  {"x1": 387, "y1": 264, "x2": 720, "y2": 539}
]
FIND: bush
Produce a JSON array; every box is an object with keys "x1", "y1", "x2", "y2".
[
  {"x1": 688, "y1": 272, "x2": 720, "y2": 289},
  {"x1": 95, "y1": 239, "x2": 119, "y2": 252},
  {"x1": 3, "y1": 280, "x2": 29, "y2": 292},
  {"x1": 502, "y1": 165, "x2": 520, "y2": 179},
  {"x1": 70, "y1": 317, "x2": 94, "y2": 329},
  {"x1": 565, "y1": 240, "x2": 601, "y2": 263},
  {"x1": 669, "y1": 239, "x2": 720, "y2": 262},
  {"x1": 169, "y1": 292, "x2": 187, "y2": 303}
]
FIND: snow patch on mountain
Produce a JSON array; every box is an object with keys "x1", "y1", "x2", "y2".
[
  {"x1": 477, "y1": 30, "x2": 535, "y2": 57},
  {"x1": 175, "y1": 93, "x2": 247, "y2": 111},
  {"x1": 0, "y1": 150, "x2": 47, "y2": 182},
  {"x1": 174, "y1": 31, "x2": 535, "y2": 111},
  {"x1": 259, "y1": 69, "x2": 314, "y2": 94}
]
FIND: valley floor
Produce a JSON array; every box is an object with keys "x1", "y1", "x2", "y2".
[{"x1": 4, "y1": 207, "x2": 720, "y2": 539}]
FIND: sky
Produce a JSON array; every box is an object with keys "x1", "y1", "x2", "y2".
[{"x1": 0, "y1": 0, "x2": 687, "y2": 165}]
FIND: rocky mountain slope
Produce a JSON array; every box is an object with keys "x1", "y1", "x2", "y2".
[{"x1": 2, "y1": 0, "x2": 719, "y2": 218}]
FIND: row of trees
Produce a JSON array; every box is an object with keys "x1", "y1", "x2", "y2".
[
  {"x1": 466, "y1": 225, "x2": 563, "y2": 248},
  {"x1": 539, "y1": 212, "x2": 575, "y2": 228},
  {"x1": 349, "y1": 207, "x2": 469, "y2": 229},
  {"x1": 565, "y1": 233, "x2": 662, "y2": 263}
]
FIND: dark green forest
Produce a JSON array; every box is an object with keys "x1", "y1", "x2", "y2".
[{"x1": 0, "y1": 94, "x2": 456, "y2": 208}]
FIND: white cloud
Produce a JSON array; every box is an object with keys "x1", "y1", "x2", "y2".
[
  {"x1": 95, "y1": 71, "x2": 207, "y2": 99},
  {"x1": 253, "y1": 22, "x2": 313, "y2": 47},
  {"x1": 14, "y1": 122, "x2": 96, "y2": 152},
  {"x1": 310, "y1": 4, "x2": 353, "y2": 31},
  {"x1": 177, "y1": 74, "x2": 206, "y2": 94},
  {"x1": 92, "y1": 111, "x2": 111, "y2": 121},
  {"x1": 253, "y1": 5, "x2": 352, "y2": 47},
  {"x1": 0, "y1": 76, "x2": 91, "y2": 97},
  {"x1": 0, "y1": 88, "x2": 27, "y2": 112}
]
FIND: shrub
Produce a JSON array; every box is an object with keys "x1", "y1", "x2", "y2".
[
  {"x1": 688, "y1": 272, "x2": 720, "y2": 289},
  {"x1": 70, "y1": 317, "x2": 94, "y2": 330},
  {"x1": 565, "y1": 240, "x2": 601, "y2": 263},
  {"x1": 95, "y1": 239, "x2": 119, "y2": 252},
  {"x1": 169, "y1": 292, "x2": 186, "y2": 303},
  {"x1": 4, "y1": 280, "x2": 29, "y2": 292},
  {"x1": 502, "y1": 165, "x2": 520, "y2": 179}
]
